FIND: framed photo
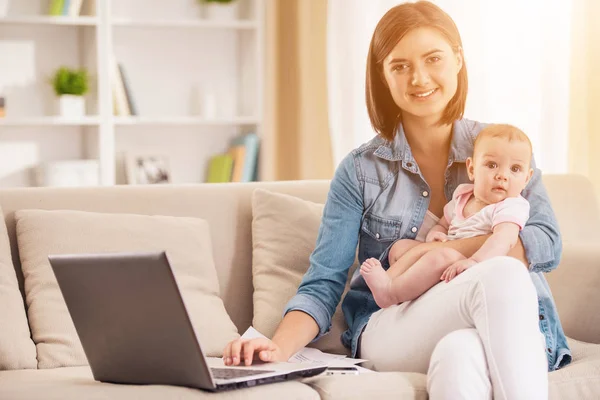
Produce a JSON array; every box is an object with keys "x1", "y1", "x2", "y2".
[{"x1": 126, "y1": 153, "x2": 171, "y2": 185}]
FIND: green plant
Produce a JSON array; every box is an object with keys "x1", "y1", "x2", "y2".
[{"x1": 51, "y1": 67, "x2": 89, "y2": 96}]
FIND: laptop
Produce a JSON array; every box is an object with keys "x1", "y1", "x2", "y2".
[{"x1": 48, "y1": 251, "x2": 327, "y2": 391}]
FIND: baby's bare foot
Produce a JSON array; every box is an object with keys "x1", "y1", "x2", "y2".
[{"x1": 360, "y1": 258, "x2": 397, "y2": 308}]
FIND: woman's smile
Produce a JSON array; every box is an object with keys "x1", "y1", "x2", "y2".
[{"x1": 410, "y1": 87, "x2": 439, "y2": 100}]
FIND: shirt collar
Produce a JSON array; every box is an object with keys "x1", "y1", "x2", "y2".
[{"x1": 374, "y1": 119, "x2": 474, "y2": 165}]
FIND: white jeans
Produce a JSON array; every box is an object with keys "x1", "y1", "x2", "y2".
[{"x1": 359, "y1": 256, "x2": 548, "y2": 400}]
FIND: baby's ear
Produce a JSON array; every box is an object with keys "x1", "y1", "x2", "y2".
[
  {"x1": 466, "y1": 157, "x2": 475, "y2": 181},
  {"x1": 525, "y1": 167, "x2": 534, "y2": 185}
]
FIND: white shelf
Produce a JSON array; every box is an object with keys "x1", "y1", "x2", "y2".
[
  {"x1": 0, "y1": 117, "x2": 101, "y2": 127},
  {"x1": 0, "y1": 0, "x2": 265, "y2": 186},
  {"x1": 111, "y1": 18, "x2": 257, "y2": 29},
  {"x1": 0, "y1": 16, "x2": 98, "y2": 26},
  {"x1": 114, "y1": 116, "x2": 260, "y2": 126}
]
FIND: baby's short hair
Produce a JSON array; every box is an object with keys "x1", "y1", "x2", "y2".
[{"x1": 473, "y1": 124, "x2": 532, "y2": 159}]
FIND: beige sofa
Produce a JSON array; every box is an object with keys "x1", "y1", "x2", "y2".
[{"x1": 0, "y1": 175, "x2": 599, "y2": 399}]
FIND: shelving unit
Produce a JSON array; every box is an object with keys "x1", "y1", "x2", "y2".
[{"x1": 0, "y1": 0, "x2": 265, "y2": 187}]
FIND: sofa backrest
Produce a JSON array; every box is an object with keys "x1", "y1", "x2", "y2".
[
  {"x1": 0, "y1": 174, "x2": 597, "y2": 337},
  {"x1": 0, "y1": 180, "x2": 330, "y2": 334}
]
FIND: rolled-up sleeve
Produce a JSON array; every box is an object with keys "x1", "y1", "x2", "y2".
[
  {"x1": 519, "y1": 157, "x2": 562, "y2": 273},
  {"x1": 283, "y1": 153, "x2": 363, "y2": 340}
]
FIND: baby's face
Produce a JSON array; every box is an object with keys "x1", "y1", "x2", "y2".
[{"x1": 467, "y1": 137, "x2": 533, "y2": 205}]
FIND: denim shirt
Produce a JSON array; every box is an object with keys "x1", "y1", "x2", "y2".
[{"x1": 284, "y1": 118, "x2": 572, "y2": 372}]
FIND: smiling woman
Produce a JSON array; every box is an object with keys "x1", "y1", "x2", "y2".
[{"x1": 224, "y1": 3, "x2": 570, "y2": 399}]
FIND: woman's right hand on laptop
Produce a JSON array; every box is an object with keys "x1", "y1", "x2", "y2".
[{"x1": 223, "y1": 337, "x2": 283, "y2": 366}]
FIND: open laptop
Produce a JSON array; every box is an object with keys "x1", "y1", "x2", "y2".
[{"x1": 48, "y1": 251, "x2": 326, "y2": 391}]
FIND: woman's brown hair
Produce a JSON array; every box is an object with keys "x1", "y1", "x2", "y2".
[{"x1": 365, "y1": 1, "x2": 468, "y2": 141}]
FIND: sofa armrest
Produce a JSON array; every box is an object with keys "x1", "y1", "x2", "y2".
[{"x1": 545, "y1": 242, "x2": 600, "y2": 344}]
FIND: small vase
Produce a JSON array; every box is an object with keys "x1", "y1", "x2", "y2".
[
  {"x1": 57, "y1": 95, "x2": 85, "y2": 118},
  {"x1": 0, "y1": 0, "x2": 9, "y2": 18},
  {"x1": 204, "y1": 2, "x2": 239, "y2": 21}
]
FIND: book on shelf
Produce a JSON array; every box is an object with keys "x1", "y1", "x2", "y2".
[
  {"x1": 110, "y1": 56, "x2": 138, "y2": 116},
  {"x1": 48, "y1": 0, "x2": 64, "y2": 16},
  {"x1": 206, "y1": 154, "x2": 233, "y2": 183},
  {"x1": 48, "y1": 0, "x2": 83, "y2": 17},
  {"x1": 231, "y1": 132, "x2": 260, "y2": 182},
  {"x1": 206, "y1": 133, "x2": 260, "y2": 183},
  {"x1": 228, "y1": 145, "x2": 245, "y2": 182}
]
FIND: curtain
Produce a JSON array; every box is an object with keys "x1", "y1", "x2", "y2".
[
  {"x1": 569, "y1": 0, "x2": 600, "y2": 199},
  {"x1": 261, "y1": 0, "x2": 333, "y2": 181},
  {"x1": 326, "y1": 0, "x2": 573, "y2": 174}
]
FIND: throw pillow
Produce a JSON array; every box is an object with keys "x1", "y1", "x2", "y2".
[
  {"x1": 15, "y1": 209, "x2": 239, "y2": 369},
  {"x1": 0, "y1": 205, "x2": 37, "y2": 370},
  {"x1": 251, "y1": 189, "x2": 357, "y2": 356}
]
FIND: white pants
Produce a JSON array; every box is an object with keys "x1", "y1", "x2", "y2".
[{"x1": 360, "y1": 256, "x2": 548, "y2": 400}]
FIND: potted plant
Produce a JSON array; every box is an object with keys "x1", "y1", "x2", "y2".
[
  {"x1": 51, "y1": 66, "x2": 89, "y2": 118},
  {"x1": 198, "y1": 0, "x2": 239, "y2": 21}
]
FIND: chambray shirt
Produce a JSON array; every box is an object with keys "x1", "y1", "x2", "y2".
[{"x1": 284, "y1": 118, "x2": 572, "y2": 372}]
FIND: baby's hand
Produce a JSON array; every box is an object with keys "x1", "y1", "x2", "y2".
[
  {"x1": 426, "y1": 231, "x2": 448, "y2": 243},
  {"x1": 441, "y1": 258, "x2": 477, "y2": 282}
]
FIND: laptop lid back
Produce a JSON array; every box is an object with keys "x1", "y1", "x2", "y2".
[{"x1": 49, "y1": 251, "x2": 216, "y2": 390}]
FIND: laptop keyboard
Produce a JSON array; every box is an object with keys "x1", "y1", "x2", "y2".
[{"x1": 211, "y1": 367, "x2": 275, "y2": 380}]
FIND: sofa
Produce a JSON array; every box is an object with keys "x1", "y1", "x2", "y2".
[{"x1": 0, "y1": 174, "x2": 598, "y2": 400}]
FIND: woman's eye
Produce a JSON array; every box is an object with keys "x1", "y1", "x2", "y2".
[
  {"x1": 392, "y1": 64, "x2": 408, "y2": 72},
  {"x1": 428, "y1": 56, "x2": 441, "y2": 63}
]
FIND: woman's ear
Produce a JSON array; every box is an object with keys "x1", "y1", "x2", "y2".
[
  {"x1": 466, "y1": 157, "x2": 475, "y2": 181},
  {"x1": 456, "y1": 46, "x2": 464, "y2": 72}
]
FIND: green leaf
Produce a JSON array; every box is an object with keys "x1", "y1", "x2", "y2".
[{"x1": 52, "y1": 66, "x2": 89, "y2": 96}]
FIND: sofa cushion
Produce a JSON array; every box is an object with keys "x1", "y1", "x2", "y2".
[
  {"x1": 546, "y1": 243, "x2": 600, "y2": 344},
  {"x1": 549, "y1": 338, "x2": 600, "y2": 400},
  {"x1": 0, "y1": 366, "x2": 320, "y2": 400},
  {"x1": 303, "y1": 371, "x2": 427, "y2": 400},
  {"x1": 0, "y1": 205, "x2": 37, "y2": 370},
  {"x1": 251, "y1": 189, "x2": 358, "y2": 356},
  {"x1": 15, "y1": 209, "x2": 239, "y2": 369}
]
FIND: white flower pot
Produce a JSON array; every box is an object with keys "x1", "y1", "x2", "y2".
[
  {"x1": 204, "y1": 2, "x2": 239, "y2": 21},
  {"x1": 57, "y1": 95, "x2": 85, "y2": 118}
]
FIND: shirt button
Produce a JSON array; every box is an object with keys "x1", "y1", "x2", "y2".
[
  {"x1": 411, "y1": 227, "x2": 417, "y2": 233},
  {"x1": 375, "y1": 233, "x2": 380, "y2": 239},
  {"x1": 406, "y1": 162, "x2": 413, "y2": 168},
  {"x1": 422, "y1": 191, "x2": 429, "y2": 197},
  {"x1": 547, "y1": 348, "x2": 552, "y2": 353},
  {"x1": 539, "y1": 315, "x2": 545, "y2": 320}
]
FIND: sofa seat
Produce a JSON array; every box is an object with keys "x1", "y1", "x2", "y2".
[
  {"x1": 303, "y1": 371, "x2": 428, "y2": 400},
  {"x1": 300, "y1": 338, "x2": 600, "y2": 400},
  {"x1": 1, "y1": 340, "x2": 598, "y2": 400},
  {"x1": 549, "y1": 338, "x2": 600, "y2": 399},
  {"x1": 0, "y1": 366, "x2": 320, "y2": 400}
]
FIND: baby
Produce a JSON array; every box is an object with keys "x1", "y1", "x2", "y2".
[{"x1": 361, "y1": 124, "x2": 534, "y2": 309}]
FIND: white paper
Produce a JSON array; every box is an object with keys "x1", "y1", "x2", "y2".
[{"x1": 240, "y1": 326, "x2": 370, "y2": 368}]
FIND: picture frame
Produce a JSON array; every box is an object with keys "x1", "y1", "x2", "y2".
[{"x1": 125, "y1": 153, "x2": 171, "y2": 185}]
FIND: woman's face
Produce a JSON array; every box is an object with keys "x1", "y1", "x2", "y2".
[{"x1": 382, "y1": 27, "x2": 463, "y2": 123}]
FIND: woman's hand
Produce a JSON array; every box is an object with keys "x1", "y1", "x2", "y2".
[
  {"x1": 223, "y1": 337, "x2": 284, "y2": 366},
  {"x1": 441, "y1": 258, "x2": 477, "y2": 282}
]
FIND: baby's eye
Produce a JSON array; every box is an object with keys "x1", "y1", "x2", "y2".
[
  {"x1": 511, "y1": 165, "x2": 521, "y2": 172},
  {"x1": 486, "y1": 162, "x2": 497, "y2": 169}
]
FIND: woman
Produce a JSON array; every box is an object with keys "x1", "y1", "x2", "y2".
[{"x1": 224, "y1": 2, "x2": 571, "y2": 399}]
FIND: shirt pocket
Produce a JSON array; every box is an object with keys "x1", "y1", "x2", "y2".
[{"x1": 359, "y1": 214, "x2": 400, "y2": 262}]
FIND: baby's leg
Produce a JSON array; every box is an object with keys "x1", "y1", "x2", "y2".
[
  {"x1": 361, "y1": 248, "x2": 465, "y2": 308},
  {"x1": 386, "y1": 239, "x2": 426, "y2": 279}
]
